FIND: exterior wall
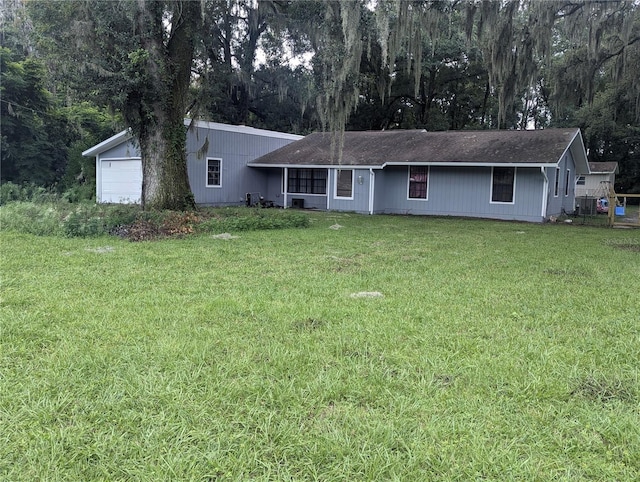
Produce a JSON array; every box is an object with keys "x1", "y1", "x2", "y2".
[
  {"x1": 262, "y1": 168, "x2": 286, "y2": 206},
  {"x1": 99, "y1": 140, "x2": 139, "y2": 159},
  {"x1": 186, "y1": 125, "x2": 298, "y2": 206},
  {"x1": 91, "y1": 125, "x2": 299, "y2": 206},
  {"x1": 374, "y1": 165, "x2": 545, "y2": 222},
  {"x1": 576, "y1": 173, "x2": 614, "y2": 198},
  {"x1": 546, "y1": 151, "x2": 576, "y2": 216},
  {"x1": 327, "y1": 168, "x2": 371, "y2": 214}
]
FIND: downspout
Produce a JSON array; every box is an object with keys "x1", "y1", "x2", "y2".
[
  {"x1": 540, "y1": 166, "x2": 549, "y2": 220},
  {"x1": 369, "y1": 168, "x2": 375, "y2": 215},
  {"x1": 283, "y1": 167, "x2": 288, "y2": 209}
]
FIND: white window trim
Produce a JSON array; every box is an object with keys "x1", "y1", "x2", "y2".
[
  {"x1": 407, "y1": 165, "x2": 429, "y2": 201},
  {"x1": 564, "y1": 168, "x2": 570, "y2": 197},
  {"x1": 333, "y1": 169, "x2": 354, "y2": 200},
  {"x1": 489, "y1": 166, "x2": 517, "y2": 205},
  {"x1": 554, "y1": 167, "x2": 560, "y2": 197},
  {"x1": 206, "y1": 158, "x2": 222, "y2": 188}
]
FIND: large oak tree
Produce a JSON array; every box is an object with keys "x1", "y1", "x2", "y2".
[{"x1": 30, "y1": 0, "x2": 201, "y2": 210}]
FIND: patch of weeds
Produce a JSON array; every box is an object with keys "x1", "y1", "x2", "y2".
[
  {"x1": 103, "y1": 204, "x2": 141, "y2": 232},
  {"x1": 328, "y1": 254, "x2": 362, "y2": 273},
  {"x1": 0, "y1": 202, "x2": 64, "y2": 236},
  {"x1": 571, "y1": 375, "x2": 637, "y2": 404},
  {"x1": 604, "y1": 238, "x2": 640, "y2": 252},
  {"x1": 63, "y1": 205, "x2": 106, "y2": 237},
  {"x1": 0, "y1": 182, "x2": 59, "y2": 204},
  {"x1": 432, "y1": 374, "x2": 456, "y2": 388},
  {"x1": 197, "y1": 208, "x2": 309, "y2": 233},
  {"x1": 292, "y1": 318, "x2": 327, "y2": 332},
  {"x1": 543, "y1": 267, "x2": 591, "y2": 277}
]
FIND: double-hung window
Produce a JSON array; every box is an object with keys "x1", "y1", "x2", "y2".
[
  {"x1": 408, "y1": 166, "x2": 428, "y2": 200},
  {"x1": 554, "y1": 167, "x2": 561, "y2": 197},
  {"x1": 335, "y1": 169, "x2": 353, "y2": 199},
  {"x1": 491, "y1": 167, "x2": 515, "y2": 203},
  {"x1": 207, "y1": 158, "x2": 221, "y2": 187}
]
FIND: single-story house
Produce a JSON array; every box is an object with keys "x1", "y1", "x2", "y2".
[
  {"x1": 248, "y1": 128, "x2": 589, "y2": 222},
  {"x1": 85, "y1": 124, "x2": 589, "y2": 223},
  {"x1": 576, "y1": 161, "x2": 618, "y2": 199},
  {"x1": 82, "y1": 119, "x2": 302, "y2": 204}
]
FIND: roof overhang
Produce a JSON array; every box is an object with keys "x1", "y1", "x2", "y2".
[
  {"x1": 248, "y1": 161, "x2": 558, "y2": 169},
  {"x1": 247, "y1": 163, "x2": 383, "y2": 169},
  {"x1": 83, "y1": 119, "x2": 304, "y2": 158},
  {"x1": 187, "y1": 119, "x2": 303, "y2": 141},
  {"x1": 82, "y1": 129, "x2": 133, "y2": 157},
  {"x1": 382, "y1": 161, "x2": 558, "y2": 168},
  {"x1": 566, "y1": 130, "x2": 590, "y2": 175}
]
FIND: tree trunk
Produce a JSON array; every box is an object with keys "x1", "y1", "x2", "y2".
[
  {"x1": 135, "y1": 0, "x2": 198, "y2": 211},
  {"x1": 139, "y1": 115, "x2": 194, "y2": 211}
]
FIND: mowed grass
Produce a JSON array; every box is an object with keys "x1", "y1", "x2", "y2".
[{"x1": 1, "y1": 212, "x2": 639, "y2": 481}]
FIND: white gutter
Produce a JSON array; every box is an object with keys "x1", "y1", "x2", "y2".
[
  {"x1": 248, "y1": 163, "x2": 382, "y2": 169},
  {"x1": 382, "y1": 161, "x2": 558, "y2": 169},
  {"x1": 250, "y1": 161, "x2": 558, "y2": 169},
  {"x1": 368, "y1": 168, "x2": 375, "y2": 215},
  {"x1": 540, "y1": 166, "x2": 549, "y2": 218}
]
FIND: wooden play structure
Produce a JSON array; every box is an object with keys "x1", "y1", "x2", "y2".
[{"x1": 607, "y1": 187, "x2": 640, "y2": 227}]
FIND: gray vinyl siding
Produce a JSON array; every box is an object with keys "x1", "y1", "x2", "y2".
[
  {"x1": 328, "y1": 168, "x2": 371, "y2": 214},
  {"x1": 262, "y1": 168, "x2": 286, "y2": 206},
  {"x1": 288, "y1": 195, "x2": 327, "y2": 210},
  {"x1": 545, "y1": 151, "x2": 576, "y2": 217},
  {"x1": 99, "y1": 140, "x2": 139, "y2": 159},
  {"x1": 186, "y1": 125, "x2": 296, "y2": 206},
  {"x1": 374, "y1": 165, "x2": 545, "y2": 222}
]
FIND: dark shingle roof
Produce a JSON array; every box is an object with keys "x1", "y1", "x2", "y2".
[{"x1": 249, "y1": 128, "x2": 582, "y2": 167}]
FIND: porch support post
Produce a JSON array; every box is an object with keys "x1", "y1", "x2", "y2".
[
  {"x1": 369, "y1": 168, "x2": 375, "y2": 215},
  {"x1": 283, "y1": 167, "x2": 288, "y2": 209}
]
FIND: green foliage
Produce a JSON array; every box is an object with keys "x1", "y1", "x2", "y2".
[
  {"x1": 0, "y1": 199, "x2": 309, "y2": 239},
  {"x1": 0, "y1": 202, "x2": 64, "y2": 236},
  {"x1": 198, "y1": 208, "x2": 310, "y2": 232},
  {"x1": 60, "y1": 103, "x2": 121, "y2": 196},
  {"x1": 62, "y1": 204, "x2": 106, "y2": 237},
  {"x1": 0, "y1": 47, "x2": 69, "y2": 186},
  {"x1": 0, "y1": 182, "x2": 59, "y2": 204}
]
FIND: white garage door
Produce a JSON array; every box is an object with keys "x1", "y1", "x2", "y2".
[{"x1": 100, "y1": 159, "x2": 142, "y2": 204}]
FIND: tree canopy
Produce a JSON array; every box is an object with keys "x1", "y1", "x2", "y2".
[{"x1": 2, "y1": 0, "x2": 639, "y2": 204}]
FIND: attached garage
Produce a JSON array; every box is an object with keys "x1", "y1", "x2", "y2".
[
  {"x1": 83, "y1": 120, "x2": 302, "y2": 206},
  {"x1": 83, "y1": 128, "x2": 143, "y2": 204},
  {"x1": 98, "y1": 158, "x2": 142, "y2": 204}
]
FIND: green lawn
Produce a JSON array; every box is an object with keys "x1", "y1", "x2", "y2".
[{"x1": 1, "y1": 213, "x2": 638, "y2": 481}]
